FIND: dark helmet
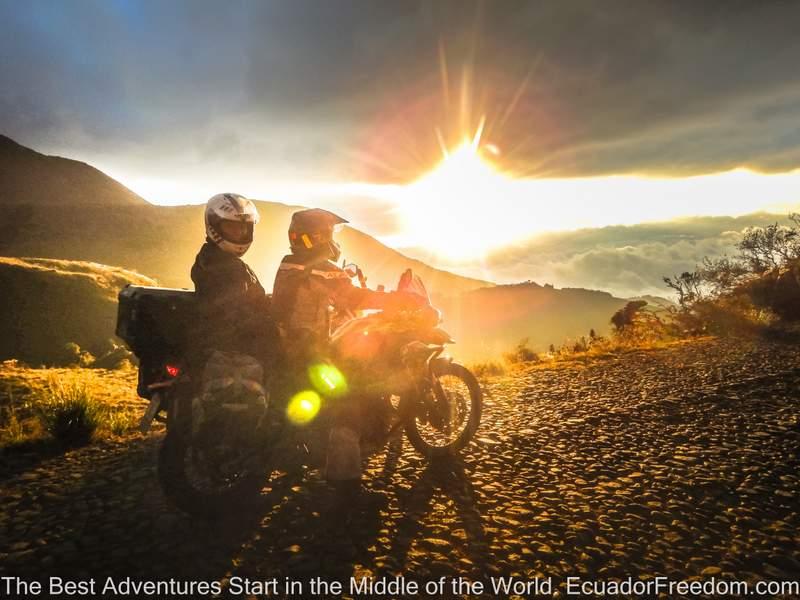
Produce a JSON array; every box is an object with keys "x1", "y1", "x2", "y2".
[{"x1": 288, "y1": 208, "x2": 348, "y2": 261}]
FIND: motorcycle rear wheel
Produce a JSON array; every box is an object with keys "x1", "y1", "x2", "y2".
[
  {"x1": 157, "y1": 394, "x2": 270, "y2": 518},
  {"x1": 404, "y1": 360, "x2": 482, "y2": 459}
]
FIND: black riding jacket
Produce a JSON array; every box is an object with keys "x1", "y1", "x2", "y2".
[{"x1": 190, "y1": 241, "x2": 277, "y2": 363}]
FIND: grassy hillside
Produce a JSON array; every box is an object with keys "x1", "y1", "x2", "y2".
[{"x1": 0, "y1": 257, "x2": 154, "y2": 365}]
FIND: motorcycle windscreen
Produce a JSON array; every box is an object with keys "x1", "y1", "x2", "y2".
[{"x1": 397, "y1": 269, "x2": 430, "y2": 304}]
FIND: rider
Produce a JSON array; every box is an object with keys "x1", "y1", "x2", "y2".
[
  {"x1": 191, "y1": 193, "x2": 278, "y2": 370},
  {"x1": 271, "y1": 208, "x2": 420, "y2": 506},
  {"x1": 271, "y1": 208, "x2": 418, "y2": 363}
]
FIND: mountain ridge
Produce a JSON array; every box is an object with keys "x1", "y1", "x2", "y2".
[
  {"x1": 0, "y1": 134, "x2": 147, "y2": 207},
  {"x1": 0, "y1": 134, "x2": 652, "y2": 360}
]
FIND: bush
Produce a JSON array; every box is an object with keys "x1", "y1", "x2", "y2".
[
  {"x1": 503, "y1": 338, "x2": 539, "y2": 365},
  {"x1": 572, "y1": 336, "x2": 589, "y2": 353},
  {"x1": 611, "y1": 301, "x2": 649, "y2": 332},
  {"x1": 91, "y1": 342, "x2": 135, "y2": 370},
  {"x1": 470, "y1": 361, "x2": 506, "y2": 378},
  {"x1": 743, "y1": 258, "x2": 800, "y2": 321},
  {"x1": 59, "y1": 342, "x2": 95, "y2": 368},
  {"x1": 663, "y1": 214, "x2": 800, "y2": 334},
  {"x1": 37, "y1": 377, "x2": 103, "y2": 446}
]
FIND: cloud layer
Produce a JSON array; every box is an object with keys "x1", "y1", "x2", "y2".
[
  {"x1": 416, "y1": 213, "x2": 798, "y2": 298},
  {"x1": 2, "y1": 1, "x2": 800, "y2": 193}
]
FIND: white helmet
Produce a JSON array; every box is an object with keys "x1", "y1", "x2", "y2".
[{"x1": 205, "y1": 193, "x2": 260, "y2": 256}]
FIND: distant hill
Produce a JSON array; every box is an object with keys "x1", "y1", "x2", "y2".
[
  {"x1": 0, "y1": 257, "x2": 155, "y2": 365},
  {"x1": 0, "y1": 135, "x2": 490, "y2": 299},
  {"x1": 0, "y1": 134, "x2": 654, "y2": 364},
  {"x1": 440, "y1": 282, "x2": 631, "y2": 361},
  {"x1": 0, "y1": 200, "x2": 491, "y2": 300},
  {"x1": 0, "y1": 134, "x2": 146, "y2": 206}
]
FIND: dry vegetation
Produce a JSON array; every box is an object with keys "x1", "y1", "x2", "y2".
[
  {"x1": 471, "y1": 214, "x2": 800, "y2": 380},
  {"x1": 0, "y1": 257, "x2": 155, "y2": 298},
  {"x1": 663, "y1": 213, "x2": 800, "y2": 336},
  {"x1": 0, "y1": 361, "x2": 142, "y2": 450}
]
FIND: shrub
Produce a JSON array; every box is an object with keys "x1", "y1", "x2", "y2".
[
  {"x1": 743, "y1": 258, "x2": 800, "y2": 321},
  {"x1": 610, "y1": 301, "x2": 672, "y2": 346},
  {"x1": 37, "y1": 377, "x2": 102, "y2": 446},
  {"x1": 92, "y1": 342, "x2": 135, "y2": 370},
  {"x1": 611, "y1": 301, "x2": 649, "y2": 332},
  {"x1": 59, "y1": 342, "x2": 95, "y2": 368},
  {"x1": 572, "y1": 336, "x2": 589, "y2": 353},
  {"x1": 663, "y1": 214, "x2": 800, "y2": 333},
  {"x1": 503, "y1": 338, "x2": 539, "y2": 365},
  {"x1": 470, "y1": 361, "x2": 506, "y2": 378}
]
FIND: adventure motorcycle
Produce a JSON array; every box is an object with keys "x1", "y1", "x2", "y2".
[
  {"x1": 115, "y1": 268, "x2": 481, "y2": 516},
  {"x1": 328, "y1": 267, "x2": 482, "y2": 459}
]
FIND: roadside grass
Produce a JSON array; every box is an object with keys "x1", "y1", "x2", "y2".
[
  {"x1": 468, "y1": 335, "x2": 713, "y2": 380},
  {"x1": 0, "y1": 361, "x2": 140, "y2": 451},
  {"x1": 38, "y1": 377, "x2": 103, "y2": 446}
]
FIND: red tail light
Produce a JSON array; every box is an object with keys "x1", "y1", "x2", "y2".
[{"x1": 165, "y1": 364, "x2": 181, "y2": 378}]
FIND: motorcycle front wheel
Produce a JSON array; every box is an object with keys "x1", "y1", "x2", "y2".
[
  {"x1": 157, "y1": 394, "x2": 270, "y2": 518},
  {"x1": 404, "y1": 360, "x2": 482, "y2": 459}
]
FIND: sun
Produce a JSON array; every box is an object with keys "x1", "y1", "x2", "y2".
[{"x1": 396, "y1": 126, "x2": 514, "y2": 260}]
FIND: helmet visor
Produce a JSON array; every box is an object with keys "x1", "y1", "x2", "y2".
[{"x1": 219, "y1": 219, "x2": 254, "y2": 244}]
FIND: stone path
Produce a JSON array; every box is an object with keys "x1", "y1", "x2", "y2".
[{"x1": 1, "y1": 338, "x2": 799, "y2": 597}]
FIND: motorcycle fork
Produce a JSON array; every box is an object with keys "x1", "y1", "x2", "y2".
[
  {"x1": 397, "y1": 348, "x2": 448, "y2": 430},
  {"x1": 421, "y1": 351, "x2": 455, "y2": 429}
]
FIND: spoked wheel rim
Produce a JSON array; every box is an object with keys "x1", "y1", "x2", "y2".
[
  {"x1": 182, "y1": 441, "x2": 262, "y2": 494},
  {"x1": 413, "y1": 371, "x2": 474, "y2": 448}
]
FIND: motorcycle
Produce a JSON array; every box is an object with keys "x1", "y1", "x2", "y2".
[
  {"x1": 328, "y1": 266, "x2": 482, "y2": 459},
  {"x1": 115, "y1": 267, "x2": 482, "y2": 517}
]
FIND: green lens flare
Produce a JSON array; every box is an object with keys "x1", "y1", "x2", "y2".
[
  {"x1": 308, "y1": 363, "x2": 348, "y2": 397},
  {"x1": 286, "y1": 390, "x2": 322, "y2": 425}
]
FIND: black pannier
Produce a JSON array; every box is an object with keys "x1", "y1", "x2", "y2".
[{"x1": 116, "y1": 285, "x2": 197, "y2": 359}]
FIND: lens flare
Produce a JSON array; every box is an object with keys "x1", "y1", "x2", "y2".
[
  {"x1": 286, "y1": 390, "x2": 322, "y2": 425},
  {"x1": 308, "y1": 363, "x2": 348, "y2": 397}
]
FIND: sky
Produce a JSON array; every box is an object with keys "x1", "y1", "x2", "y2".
[{"x1": 2, "y1": 1, "x2": 800, "y2": 292}]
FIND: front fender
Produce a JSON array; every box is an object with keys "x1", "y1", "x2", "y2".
[
  {"x1": 429, "y1": 356, "x2": 453, "y2": 373},
  {"x1": 422, "y1": 327, "x2": 455, "y2": 345}
]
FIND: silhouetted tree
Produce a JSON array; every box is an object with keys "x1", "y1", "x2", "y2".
[
  {"x1": 663, "y1": 271, "x2": 706, "y2": 308},
  {"x1": 611, "y1": 300, "x2": 648, "y2": 332},
  {"x1": 698, "y1": 255, "x2": 750, "y2": 296},
  {"x1": 738, "y1": 217, "x2": 800, "y2": 274},
  {"x1": 662, "y1": 213, "x2": 800, "y2": 330}
]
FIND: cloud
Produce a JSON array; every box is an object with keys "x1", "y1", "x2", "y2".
[
  {"x1": 417, "y1": 213, "x2": 797, "y2": 298},
  {"x1": 2, "y1": 1, "x2": 800, "y2": 189}
]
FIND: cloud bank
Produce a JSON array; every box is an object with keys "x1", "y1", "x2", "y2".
[
  {"x1": 2, "y1": 1, "x2": 800, "y2": 197},
  {"x1": 413, "y1": 213, "x2": 799, "y2": 298}
]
